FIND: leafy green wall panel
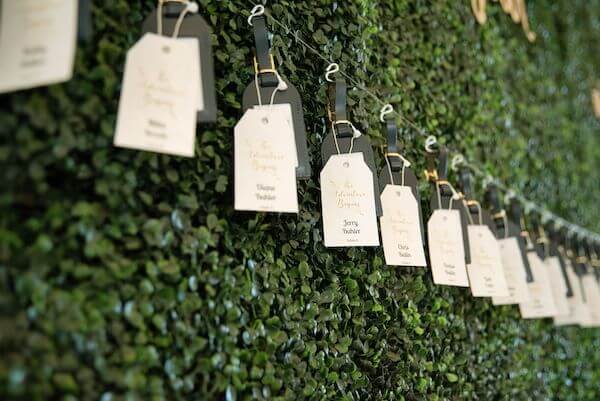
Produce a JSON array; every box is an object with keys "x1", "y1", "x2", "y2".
[{"x1": 1, "y1": 1, "x2": 599, "y2": 400}]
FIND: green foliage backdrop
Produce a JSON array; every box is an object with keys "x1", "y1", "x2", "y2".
[{"x1": 1, "y1": 1, "x2": 599, "y2": 400}]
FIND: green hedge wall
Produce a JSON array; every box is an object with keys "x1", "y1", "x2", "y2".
[{"x1": 1, "y1": 1, "x2": 599, "y2": 400}]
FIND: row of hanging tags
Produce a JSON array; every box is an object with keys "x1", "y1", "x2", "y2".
[{"x1": 101, "y1": 2, "x2": 600, "y2": 325}]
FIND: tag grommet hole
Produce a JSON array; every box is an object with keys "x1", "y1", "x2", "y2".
[
  {"x1": 343, "y1": 162, "x2": 349, "y2": 168},
  {"x1": 162, "y1": 46, "x2": 170, "y2": 53},
  {"x1": 261, "y1": 117, "x2": 269, "y2": 124}
]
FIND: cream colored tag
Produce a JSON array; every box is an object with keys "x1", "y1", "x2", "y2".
[
  {"x1": 554, "y1": 261, "x2": 586, "y2": 326},
  {"x1": 545, "y1": 257, "x2": 570, "y2": 317},
  {"x1": 580, "y1": 275, "x2": 600, "y2": 327},
  {"x1": 0, "y1": 0, "x2": 78, "y2": 93},
  {"x1": 519, "y1": 252, "x2": 558, "y2": 319},
  {"x1": 466, "y1": 225, "x2": 509, "y2": 297},
  {"x1": 253, "y1": 104, "x2": 298, "y2": 167},
  {"x1": 492, "y1": 238, "x2": 531, "y2": 305},
  {"x1": 427, "y1": 210, "x2": 469, "y2": 287},
  {"x1": 320, "y1": 153, "x2": 379, "y2": 247},
  {"x1": 379, "y1": 185, "x2": 426, "y2": 267},
  {"x1": 234, "y1": 108, "x2": 298, "y2": 213},
  {"x1": 114, "y1": 33, "x2": 200, "y2": 157}
]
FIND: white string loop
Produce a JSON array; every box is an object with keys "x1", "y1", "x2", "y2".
[
  {"x1": 247, "y1": 5, "x2": 265, "y2": 26},
  {"x1": 379, "y1": 104, "x2": 393, "y2": 122},
  {"x1": 157, "y1": 0, "x2": 198, "y2": 38},
  {"x1": 425, "y1": 135, "x2": 437, "y2": 153},
  {"x1": 325, "y1": 63, "x2": 339, "y2": 82}
]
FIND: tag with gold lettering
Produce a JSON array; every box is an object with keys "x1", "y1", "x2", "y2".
[
  {"x1": 466, "y1": 225, "x2": 509, "y2": 297},
  {"x1": 379, "y1": 185, "x2": 426, "y2": 266},
  {"x1": 492, "y1": 238, "x2": 531, "y2": 305},
  {"x1": 320, "y1": 153, "x2": 379, "y2": 247},
  {"x1": 519, "y1": 251, "x2": 558, "y2": 319},
  {"x1": 0, "y1": 0, "x2": 78, "y2": 93},
  {"x1": 114, "y1": 33, "x2": 200, "y2": 156},
  {"x1": 427, "y1": 210, "x2": 469, "y2": 287},
  {"x1": 545, "y1": 256, "x2": 570, "y2": 317},
  {"x1": 234, "y1": 107, "x2": 298, "y2": 213}
]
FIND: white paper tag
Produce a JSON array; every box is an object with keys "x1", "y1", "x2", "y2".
[
  {"x1": 518, "y1": 252, "x2": 558, "y2": 319},
  {"x1": 466, "y1": 225, "x2": 509, "y2": 297},
  {"x1": 544, "y1": 257, "x2": 570, "y2": 317},
  {"x1": 114, "y1": 33, "x2": 200, "y2": 157},
  {"x1": 253, "y1": 104, "x2": 298, "y2": 167},
  {"x1": 320, "y1": 153, "x2": 379, "y2": 247},
  {"x1": 554, "y1": 261, "x2": 587, "y2": 326},
  {"x1": 234, "y1": 108, "x2": 298, "y2": 213},
  {"x1": 427, "y1": 209, "x2": 469, "y2": 287},
  {"x1": 379, "y1": 185, "x2": 426, "y2": 267},
  {"x1": 0, "y1": 0, "x2": 78, "y2": 93},
  {"x1": 492, "y1": 238, "x2": 531, "y2": 305},
  {"x1": 580, "y1": 275, "x2": 600, "y2": 327}
]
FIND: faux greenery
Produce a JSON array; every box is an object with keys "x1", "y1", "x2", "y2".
[{"x1": 1, "y1": 1, "x2": 599, "y2": 400}]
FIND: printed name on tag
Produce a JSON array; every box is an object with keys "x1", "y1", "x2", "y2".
[
  {"x1": 320, "y1": 153, "x2": 379, "y2": 247},
  {"x1": 0, "y1": 0, "x2": 78, "y2": 93},
  {"x1": 114, "y1": 33, "x2": 200, "y2": 157},
  {"x1": 545, "y1": 256, "x2": 570, "y2": 317},
  {"x1": 427, "y1": 209, "x2": 469, "y2": 287},
  {"x1": 492, "y1": 237, "x2": 531, "y2": 305},
  {"x1": 380, "y1": 185, "x2": 426, "y2": 266},
  {"x1": 466, "y1": 225, "x2": 509, "y2": 297},
  {"x1": 519, "y1": 251, "x2": 558, "y2": 319},
  {"x1": 234, "y1": 107, "x2": 298, "y2": 213}
]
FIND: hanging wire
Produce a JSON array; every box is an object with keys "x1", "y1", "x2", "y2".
[{"x1": 257, "y1": 6, "x2": 600, "y2": 243}]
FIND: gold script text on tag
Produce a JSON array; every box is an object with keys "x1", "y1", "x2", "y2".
[{"x1": 471, "y1": 0, "x2": 536, "y2": 42}]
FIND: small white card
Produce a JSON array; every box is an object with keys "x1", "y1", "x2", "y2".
[
  {"x1": 234, "y1": 107, "x2": 298, "y2": 213},
  {"x1": 492, "y1": 238, "x2": 531, "y2": 305},
  {"x1": 580, "y1": 275, "x2": 600, "y2": 327},
  {"x1": 114, "y1": 33, "x2": 200, "y2": 157},
  {"x1": 320, "y1": 153, "x2": 379, "y2": 247},
  {"x1": 379, "y1": 185, "x2": 426, "y2": 267},
  {"x1": 554, "y1": 261, "x2": 587, "y2": 326},
  {"x1": 427, "y1": 209, "x2": 469, "y2": 287},
  {"x1": 519, "y1": 252, "x2": 558, "y2": 319},
  {"x1": 466, "y1": 225, "x2": 509, "y2": 297},
  {"x1": 545, "y1": 257, "x2": 570, "y2": 317},
  {"x1": 0, "y1": 0, "x2": 78, "y2": 93}
]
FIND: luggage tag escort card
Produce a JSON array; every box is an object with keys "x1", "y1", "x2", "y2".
[
  {"x1": 534, "y1": 225, "x2": 570, "y2": 317},
  {"x1": 577, "y1": 238, "x2": 599, "y2": 327},
  {"x1": 234, "y1": 106, "x2": 298, "y2": 213},
  {"x1": 456, "y1": 166, "x2": 508, "y2": 297},
  {"x1": 377, "y1": 105, "x2": 426, "y2": 266},
  {"x1": 142, "y1": 0, "x2": 217, "y2": 122},
  {"x1": 241, "y1": 6, "x2": 310, "y2": 179},
  {"x1": 0, "y1": 0, "x2": 78, "y2": 94},
  {"x1": 113, "y1": 2, "x2": 200, "y2": 157},
  {"x1": 424, "y1": 138, "x2": 469, "y2": 286},
  {"x1": 554, "y1": 255, "x2": 586, "y2": 326},
  {"x1": 506, "y1": 198, "x2": 535, "y2": 283},
  {"x1": 484, "y1": 184, "x2": 531, "y2": 305},
  {"x1": 518, "y1": 225, "x2": 559, "y2": 319},
  {"x1": 320, "y1": 65, "x2": 378, "y2": 247},
  {"x1": 424, "y1": 138, "x2": 471, "y2": 265},
  {"x1": 321, "y1": 64, "x2": 382, "y2": 216}
]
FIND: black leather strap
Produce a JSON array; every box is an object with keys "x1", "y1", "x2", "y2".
[
  {"x1": 385, "y1": 118, "x2": 404, "y2": 171},
  {"x1": 251, "y1": 15, "x2": 278, "y2": 87},
  {"x1": 328, "y1": 78, "x2": 353, "y2": 138},
  {"x1": 485, "y1": 184, "x2": 507, "y2": 236}
]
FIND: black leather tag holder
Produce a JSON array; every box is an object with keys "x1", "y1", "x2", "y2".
[
  {"x1": 425, "y1": 147, "x2": 471, "y2": 264},
  {"x1": 377, "y1": 116, "x2": 424, "y2": 241},
  {"x1": 78, "y1": 0, "x2": 93, "y2": 42},
  {"x1": 550, "y1": 225, "x2": 574, "y2": 297},
  {"x1": 457, "y1": 167, "x2": 498, "y2": 236},
  {"x1": 142, "y1": 2, "x2": 217, "y2": 123},
  {"x1": 320, "y1": 77, "x2": 382, "y2": 216},
  {"x1": 241, "y1": 15, "x2": 311, "y2": 179},
  {"x1": 506, "y1": 198, "x2": 534, "y2": 282}
]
